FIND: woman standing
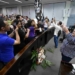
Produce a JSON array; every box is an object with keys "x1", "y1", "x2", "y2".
[
  {"x1": 60, "y1": 24, "x2": 75, "y2": 63},
  {"x1": 25, "y1": 20, "x2": 37, "y2": 44}
]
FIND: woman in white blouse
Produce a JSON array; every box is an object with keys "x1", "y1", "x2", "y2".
[
  {"x1": 44, "y1": 18, "x2": 50, "y2": 30},
  {"x1": 49, "y1": 18, "x2": 62, "y2": 48}
]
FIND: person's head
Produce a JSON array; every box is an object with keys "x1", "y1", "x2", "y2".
[
  {"x1": 52, "y1": 18, "x2": 53, "y2": 20},
  {"x1": 27, "y1": 20, "x2": 35, "y2": 28},
  {"x1": 31, "y1": 20, "x2": 36, "y2": 26},
  {"x1": 25, "y1": 16, "x2": 28, "y2": 20},
  {"x1": 0, "y1": 19, "x2": 10, "y2": 32},
  {"x1": 57, "y1": 21, "x2": 62, "y2": 26},
  {"x1": 45, "y1": 18, "x2": 49, "y2": 23},
  {"x1": 22, "y1": 20, "x2": 25, "y2": 26},
  {"x1": 16, "y1": 15, "x2": 23, "y2": 21},
  {"x1": 72, "y1": 29, "x2": 75, "y2": 37},
  {"x1": 15, "y1": 20, "x2": 22, "y2": 28},
  {"x1": 51, "y1": 18, "x2": 54, "y2": 23},
  {"x1": 38, "y1": 20, "x2": 41, "y2": 24}
]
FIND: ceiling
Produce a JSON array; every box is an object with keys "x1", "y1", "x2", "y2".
[{"x1": 0, "y1": 0, "x2": 69, "y2": 6}]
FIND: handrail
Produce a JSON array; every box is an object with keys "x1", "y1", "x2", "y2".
[
  {"x1": 0, "y1": 37, "x2": 38, "y2": 75},
  {"x1": 0, "y1": 27, "x2": 55, "y2": 75}
]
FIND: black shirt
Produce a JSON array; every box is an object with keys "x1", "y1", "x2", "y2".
[
  {"x1": 37, "y1": 24, "x2": 44, "y2": 28},
  {"x1": 13, "y1": 28, "x2": 26, "y2": 55},
  {"x1": 13, "y1": 28, "x2": 25, "y2": 42}
]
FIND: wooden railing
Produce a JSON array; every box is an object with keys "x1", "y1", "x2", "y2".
[{"x1": 0, "y1": 27, "x2": 55, "y2": 75}]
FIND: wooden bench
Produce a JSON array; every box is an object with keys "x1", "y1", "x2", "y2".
[{"x1": 0, "y1": 27, "x2": 55, "y2": 75}]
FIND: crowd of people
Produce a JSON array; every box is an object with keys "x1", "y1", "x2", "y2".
[{"x1": 0, "y1": 14, "x2": 75, "y2": 70}]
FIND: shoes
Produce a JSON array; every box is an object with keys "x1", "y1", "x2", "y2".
[{"x1": 55, "y1": 46, "x2": 58, "y2": 48}]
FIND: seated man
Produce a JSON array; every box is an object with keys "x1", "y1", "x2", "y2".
[{"x1": 0, "y1": 19, "x2": 20, "y2": 69}]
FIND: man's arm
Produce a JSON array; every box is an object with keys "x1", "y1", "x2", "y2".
[
  {"x1": 8, "y1": 31, "x2": 15, "y2": 37},
  {"x1": 25, "y1": 29, "x2": 30, "y2": 38},
  {"x1": 13, "y1": 27, "x2": 20, "y2": 45},
  {"x1": 61, "y1": 25, "x2": 75, "y2": 44}
]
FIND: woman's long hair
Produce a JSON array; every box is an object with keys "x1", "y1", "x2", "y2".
[{"x1": 26, "y1": 19, "x2": 34, "y2": 28}]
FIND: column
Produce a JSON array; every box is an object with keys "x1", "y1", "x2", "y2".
[{"x1": 63, "y1": 1, "x2": 71, "y2": 25}]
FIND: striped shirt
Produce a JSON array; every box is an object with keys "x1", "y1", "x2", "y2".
[{"x1": 60, "y1": 33, "x2": 75, "y2": 58}]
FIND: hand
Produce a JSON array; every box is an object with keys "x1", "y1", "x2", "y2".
[
  {"x1": 61, "y1": 25, "x2": 69, "y2": 34},
  {"x1": 15, "y1": 26, "x2": 19, "y2": 32},
  {"x1": 27, "y1": 29, "x2": 30, "y2": 32}
]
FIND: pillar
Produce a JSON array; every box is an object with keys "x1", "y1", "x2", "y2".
[{"x1": 63, "y1": 1, "x2": 71, "y2": 25}]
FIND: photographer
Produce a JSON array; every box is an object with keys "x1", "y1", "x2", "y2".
[{"x1": 60, "y1": 24, "x2": 75, "y2": 63}]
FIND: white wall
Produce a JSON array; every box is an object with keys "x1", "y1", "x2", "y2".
[
  {"x1": 22, "y1": 6, "x2": 35, "y2": 19},
  {"x1": 43, "y1": 4, "x2": 53, "y2": 20},
  {"x1": 53, "y1": 3, "x2": 65, "y2": 21},
  {"x1": 29, "y1": 6, "x2": 35, "y2": 19},
  {"x1": 22, "y1": 6, "x2": 30, "y2": 16},
  {"x1": 43, "y1": 3, "x2": 65, "y2": 21}
]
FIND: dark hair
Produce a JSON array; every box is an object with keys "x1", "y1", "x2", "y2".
[
  {"x1": 52, "y1": 18, "x2": 53, "y2": 20},
  {"x1": 26, "y1": 20, "x2": 34, "y2": 28},
  {"x1": 26, "y1": 16, "x2": 28, "y2": 19},
  {"x1": 16, "y1": 15, "x2": 21, "y2": 19},
  {"x1": 59, "y1": 21, "x2": 62, "y2": 25},
  {"x1": 15, "y1": 20, "x2": 21, "y2": 25},
  {"x1": 0, "y1": 19, "x2": 6, "y2": 30}
]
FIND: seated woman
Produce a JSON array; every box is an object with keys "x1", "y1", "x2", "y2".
[{"x1": 25, "y1": 19, "x2": 37, "y2": 44}]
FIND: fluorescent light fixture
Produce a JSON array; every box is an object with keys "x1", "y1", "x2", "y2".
[
  {"x1": 15, "y1": 0, "x2": 22, "y2": 3},
  {"x1": 0, "y1": 0, "x2": 9, "y2": 4}
]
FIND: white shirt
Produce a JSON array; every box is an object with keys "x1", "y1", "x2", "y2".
[
  {"x1": 49, "y1": 22, "x2": 62, "y2": 36},
  {"x1": 24, "y1": 19, "x2": 27, "y2": 23},
  {"x1": 44, "y1": 22, "x2": 48, "y2": 28}
]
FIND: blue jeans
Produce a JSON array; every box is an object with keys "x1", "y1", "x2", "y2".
[
  {"x1": 54, "y1": 35, "x2": 58, "y2": 48},
  {"x1": 61, "y1": 53, "x2": 72, "y2": 63},
  {"x1": 44, "y1": 27, "x2": 48, "y2": 30}
]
